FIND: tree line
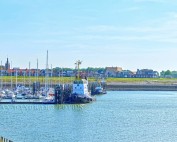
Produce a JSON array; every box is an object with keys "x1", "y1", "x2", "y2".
[
  {"x1": 160, "y1": 70, "x2": 177, "y2": 78},
  {"x1": 53, "y1": 67, "x2": 105, "y2": 73}
]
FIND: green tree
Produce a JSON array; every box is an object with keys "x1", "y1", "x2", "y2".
[{"x1": 164, "y1": 70, "x2": 171, "y2": 76}]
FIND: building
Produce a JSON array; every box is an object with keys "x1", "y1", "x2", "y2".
[
  {"x1": 105, "y1": 67, "x2": 123, "y2": 77},
  {"x1": 117, "y1": 70, "x2": 136, "y2": 78},
  {"x1": 136, "y1": 69, "x2": 159, "y2": 78},
  {"x1": 0, "y1": 65, "x2": 5, "y2": 70},
  {"x1": 5, "y1": 58, "x2": 10, "y2": 70}
]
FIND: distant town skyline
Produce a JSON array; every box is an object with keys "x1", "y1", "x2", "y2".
[{"x1": 0, "y1": 0, "x2": 177, "y2": 72}]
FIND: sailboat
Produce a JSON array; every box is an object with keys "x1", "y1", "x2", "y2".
[{"x1": 43, "y1": 50, "x2": 55, "y2": 103}]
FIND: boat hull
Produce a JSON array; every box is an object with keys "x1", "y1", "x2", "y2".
[{"x1": 70, "y1": 94, "x2": 95, "y2": 104}]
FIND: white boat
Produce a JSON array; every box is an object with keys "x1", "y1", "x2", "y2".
[
  {"x1": 0, "y1": 90, "x2": 5, "y2": 99},
  {"x1": 71, "y1": 79, "x2": 93, "y2": 103},
  {"x1": 43, "y1": 95, "x2": 54, "y2": 102},
  {"x1": 3, "y1": 89, "x2": 15, "y2": 99},
  {"x1": 95, "y1": 86, "x2": 104, "y2": 94},
  {"x1": 92, "y1": 85, "x2": 107, "y2": 95},
  {"x1": 11, "y1": 93, "x2": 16, "y2": 102},
  {"x1": 71, "y1": 60, "x2": 95, "y2": 103},
  {"x1": 16, "y1": 93, "x2": 25, "y2": 99},
  {"x1": 43, "y1": 88, "x2": 55, "y2": 102}
]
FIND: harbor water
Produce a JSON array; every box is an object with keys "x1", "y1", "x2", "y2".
[{"x1": 1, "y1": 91, "x2": 177, "y2": 142}]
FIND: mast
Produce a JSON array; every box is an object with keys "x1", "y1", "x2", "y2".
[
  {"x1": 23, "y1": 67, "x2": 25, "y2": 87},
  {"x1": 51, "y1": 64, "x2": 53, "y2": 88},
  {"x1": 0, "y1": 61, "x2": 2, "y2": 89},
  {"x1": 29, "y1": 62, "x2": 31, "y2": 88},
  {"x1": 58, "y1": 68, "x2": 60, "y2": 85},
  {"x1": 37, "y1": 58, "x2": 39, "y2": 82},
  {"x1": 15, "y1": 68, "x2": 17, "y2": 88},
  {"x1": 11, "y1": 61, "x2": 12, "y2": 89},
  {"x1": 61, "y1": 67, "x2": 63, "y2": 85},
  {"x1": 45, "y1": 50, "x2": 49, "y2": 94}
]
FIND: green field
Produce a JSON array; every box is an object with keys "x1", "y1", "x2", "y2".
[
  {"x1": 0, "y1": 76, "x2": 177, "y2": 84},
  {"x1": 106, "y1": 78, "x2": 177, "y2": 84}
]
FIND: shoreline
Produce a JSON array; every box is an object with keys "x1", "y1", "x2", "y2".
[
  {"x1": 1, "y1": 82, "x2": 177, "y2": 91},
  {"x1": 106, "y1": 82, "x2": 177, "y2": 91}
]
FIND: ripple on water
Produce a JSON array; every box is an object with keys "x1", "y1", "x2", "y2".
[{"x1": 1, "y1": 91, "x2": 177, "y2": 142}]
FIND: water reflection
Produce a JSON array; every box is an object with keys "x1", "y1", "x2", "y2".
[{"x1": 54, "y1": 104, "x2": 86, "y2": 110}]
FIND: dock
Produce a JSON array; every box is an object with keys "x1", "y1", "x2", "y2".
[
  {"x1": 0, "y1": 101, "x2": 55, "y2": 104},
  {"x1": 0, "y1": 81, "x2": 104, "y2": 105}
]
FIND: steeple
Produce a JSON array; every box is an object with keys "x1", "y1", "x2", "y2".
[{"x1": 5, "y1": 57, "x2": 10, "y2": 70}]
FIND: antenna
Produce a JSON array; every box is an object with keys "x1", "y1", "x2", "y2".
[{"x1": 75, "y1": 60, "x2": 82, "y2": 79}]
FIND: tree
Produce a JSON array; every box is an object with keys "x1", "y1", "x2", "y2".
[{"x1": 164, "y1": 70, "x2": 171, "y2": 76}]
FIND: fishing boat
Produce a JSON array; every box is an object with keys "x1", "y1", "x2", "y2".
[
  {"x1": 70, "y1": 60, "x2": 95, "y2": 103},
  {"x1": 92, "y1": 84, "x2": 107, "y2": 95},
  {"x1": 91, "y1": 78, "x2": 107, "y2": 95},
  {"x1": 94, "y1": 86, "x2": 104, "y2": 94}
]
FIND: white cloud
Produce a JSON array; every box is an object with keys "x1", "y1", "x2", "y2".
[{"x1": 75, "y1": 11, "x2": 177, "y2": 44}]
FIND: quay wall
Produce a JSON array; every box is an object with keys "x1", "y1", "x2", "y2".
[{"x1": 107, "y1": 83, "x2": 177, "y2": 91}]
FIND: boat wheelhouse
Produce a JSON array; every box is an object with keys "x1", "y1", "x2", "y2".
[{"x1": 72, "y1": 79, "x2": 89, "y2": 96}]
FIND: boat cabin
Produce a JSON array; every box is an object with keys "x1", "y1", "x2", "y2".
[{"x1": 72, "y1": 79, "x2": 89, "y2": 95}]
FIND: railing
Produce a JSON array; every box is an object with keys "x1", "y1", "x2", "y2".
[{"x1": 0, "y1": 136, "x2": 13, "y2": 142}]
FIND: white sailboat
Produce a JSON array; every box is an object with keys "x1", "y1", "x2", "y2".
[{"x1": 43, "y1": 50, "x2": 55, "y2": 102}]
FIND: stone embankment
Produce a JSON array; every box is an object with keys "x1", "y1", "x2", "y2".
[
  {"x1": 107, "y1": 82, "x2": 177, "y2": 91},
  {"x1": 2, "y1": 82, "x2": 177, "y2": 91}
]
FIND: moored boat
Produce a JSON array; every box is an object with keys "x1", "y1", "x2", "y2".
[
  {"x1": 71, "y1": 79, "x2": 94, "y2": 103},
  {"x1": 91, "y1": 80, "x2": 107, "y2": 95},
  {"x1": 70, "y1": 60, "x2": 95, "y2": 104}
]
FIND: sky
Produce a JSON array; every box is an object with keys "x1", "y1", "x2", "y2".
[{"x1": 0, "y1": 0, "x2": 177, "y2": 71}]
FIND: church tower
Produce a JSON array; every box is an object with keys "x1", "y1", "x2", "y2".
[{"x1": 5, "y1": 58, "x2": 10, "y2": 70}]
